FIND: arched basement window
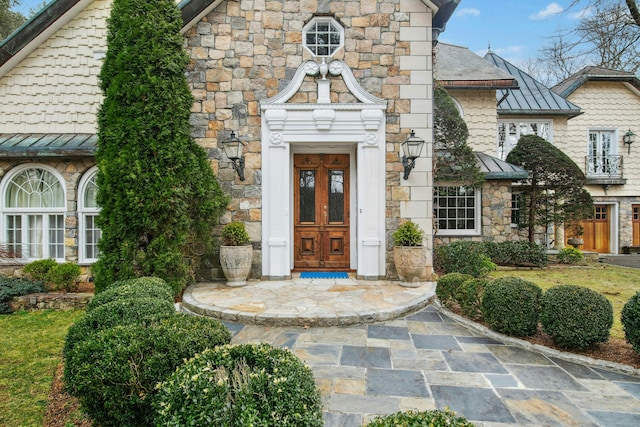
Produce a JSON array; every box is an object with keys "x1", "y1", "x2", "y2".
[
  {"x1": 78, "y1": 167, "x2": 101, "y2": 264},
  {"x1": 2, "y1": 166, "x2": 66, "y2": 260},
  {"x1": 303, "y1": 17, "x2": 344, "y2": 57}
]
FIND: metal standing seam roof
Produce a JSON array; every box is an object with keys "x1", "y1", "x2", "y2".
[
  {"x1": 0, "y1": 134, "x2": 96, "y2": 158},
  {"x1": 484, "y1": 52, "x2": 582, "y2": 118},
  {"x1": 474, "y1": 151, "x2": 528, "y2": 180}
]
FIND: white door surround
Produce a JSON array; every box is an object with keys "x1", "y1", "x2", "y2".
[{"x1": 260, "y1": 60, "x2": 387, "y2": 279}]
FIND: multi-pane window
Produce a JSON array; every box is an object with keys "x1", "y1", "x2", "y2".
[
  {"x1": 303, "y1": 18, "x2": 344, "y2": 57},
  {"x1": 2, "y1": 166, "x2": 65, "y2": 260},
  {"x1": 587, "y1": 130, "x2": 620, "y2": 177},
  {"x1": 497, "y1": 121, "x2": 551, "y2": 160},
  {"x1": 434, "y1": 186, "x2": 481, "y2": 235},
  {"x1": 511, "y1": 192, "x2": 525, "y2": 226},
  {"x1": 78, "y1": 168, "x2": 101, "y2": 263}
]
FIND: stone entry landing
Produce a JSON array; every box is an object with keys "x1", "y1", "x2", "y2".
[{"x1": 181, "y1": 278, "x2": 435, "y2": 327}]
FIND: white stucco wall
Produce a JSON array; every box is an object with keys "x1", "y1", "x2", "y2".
[{"x1": 0, "y1": 0, "x2": 110, "y2": 134}]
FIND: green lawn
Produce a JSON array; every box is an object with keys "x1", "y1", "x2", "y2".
[
  {"x1": 490, "y1": 263, "x2": 640, "y2": 339},
  {"x1": 0, "y1": 309, "x2": 83, "y2": 427}
]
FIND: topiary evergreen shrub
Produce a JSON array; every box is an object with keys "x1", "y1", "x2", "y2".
[
  {"x1": 87, "y1": 277, "x2": 174, "y2": 311},
  {"x1": 65, "y1": 315, "x2": 231, "y2": 427},
  {"x1": 63, "y1": 296, "x2": 175, "y2": 358},
  {"x1": 483, "y1": 241, "x2": 547, "y2": 267},
  {"x1": 154, "y1": 343, "x2": 324, "y2": 427},
  {"x1": 366, "y1": 408, "x2": 474, "y2": 426},
  {"x1": 436, "y1": 273, "x2": 473, "y2": 308},
  {"x1": 622, "y1": 291, "x2": 640, "y2": 353},
  {"x1": 455, "y1": 278, "x2": 488, "y2": 320},
  {"x1": 93, "y1": 0, "x2": 228, "y2": 294},
  {"x1": 481, "y1": 277, "x2": 542, "y2": 337},
  {"x1": 0, "y1": 277, "x2": 46, "y2": 314},
  {"x1": 540, "y1": 285, "x2": 613, "y2": 350},
  {"x1": 434, "y1": 240, "x2": 496, "y2": 277}
]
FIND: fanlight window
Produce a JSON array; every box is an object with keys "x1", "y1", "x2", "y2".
[{"x1": 303, "y1": 17, "x2": 344, "y2": 57}]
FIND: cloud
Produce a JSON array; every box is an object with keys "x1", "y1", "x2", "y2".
[
  {"x1": 529, "y1": 3, "x2": 564, "y2": 20},
  {"x1": 456, "y1": 8, "x2": 481, "y2": 18},
  {"x1": 568, "y1": 7, "x2": 593, "y2": 20}
]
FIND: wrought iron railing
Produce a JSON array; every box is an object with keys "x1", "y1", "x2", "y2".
[{"x1": 586, "y1": 155, "x2": 623, "y2": 178}]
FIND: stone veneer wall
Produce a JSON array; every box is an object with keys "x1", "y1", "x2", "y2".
[{"x1": 182, "y1": 0, "x2": 433, "y2": 279}]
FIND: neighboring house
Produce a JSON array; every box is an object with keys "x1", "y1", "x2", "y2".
[
  {"x1": 0, "y1": 0, "x2": 461, "y2": 280},
  {"x1": 433, "y1": 43, "x2": 528, "y2": 245},
  {"x1": 553, "y1": 67, "x2": 640, "y2": 254}
]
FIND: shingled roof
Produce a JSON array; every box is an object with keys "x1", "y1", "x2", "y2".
[
  {"x1": 484, "y1": 51, "x2": 582, "y2": 118},
  {"x1": 552, "y1": 66, "x2": 640, "y2": 98}
]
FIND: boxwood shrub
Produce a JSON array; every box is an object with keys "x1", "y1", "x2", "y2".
[
  {"x1": 483, "y1": 240, "x2": 547, "y2": 267},
  {"x1": 87, "y1": 277, "x2": 174, "y2": 311},
  {"x1": 540, "y1": 285, "x2": 613, "y2": 350},
  {"x1": 434, "y1": 240, "x2": 496, "y2": 277},
  {"x1": 436, "y1": 273, "x2": 473, "y2": 308},
  {"x1": 154, "y1": 343, "x2": 324, "y2": 427},
  {"x1": 455, "y1": 278, "x2": 488, "y2": 320},
  {"x1": 63, "y1": 296, "x2": 175, "y2": 358},
  {"x1": 556, "y1": 247, "x2": 583, "y2": 264},
  {"x1": 622, "y1": 291, "x2": 640, "y2": 353},
  {"x1": 0, "y1": 277, "x2": 46, "y2": 314},
  {"x1": 481, "y1": 277, "x2": 542, "y2": 337},
  {"x1": 22, "y1": 258, "x2": 57, "y2": 281},
  {"x1": 64, "y1": 314, "x2": 231, "y2": 427},
  {"x1": 366, "y1": 408, "x2": 474, "y2": 426}
]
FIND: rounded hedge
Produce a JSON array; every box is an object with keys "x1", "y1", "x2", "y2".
[
  {"x1": 481, "y1": 277, "x2": 542, "y2": 337},
  {"x1": 367, "y1": 409, "x2": 474, "y2": 426},
  {"x1": 622, "y1": 291, "x2": 640, "y2": 353},
  {"x1": 87, "y1": 277, "x2": 174, "y2": 311},
  {"x1": 434, "y1": 240, "x2": 496, "y2": 277},
  {"x1": 154, "y1": 343, "x2": 324, "y2": 427},
  {"x1": 436, "y1": 273, "x2": 473, "y2": 308},
  {"x1": 64, "y1": 314, "x2": 231, "y2": 427},
  {"x1": 540, "y1": 285, "x2": 613, "y2": 350},
  {"x1": 63, "y1": 296, "x2": 176, "y2": 358},
  {"x1": 455, "y1": 278, "x2": 487, "y2": 320}
]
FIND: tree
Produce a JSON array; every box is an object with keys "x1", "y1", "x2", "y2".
[
  {"x1": 94, "y1": 0, "x2": 228, "y2": 294},
  {"x1": 0, "y1": 0, "x2": 25, "y2": 40},
  {"x1": 433, "y1": 83, "x2": 484, "y2": 187},
  {"x1": 570, "y1": 0, "x2": 640, "y2": 27},
  {"x1": 535, "y1": 2, "x2": 640, "y2": 84},
  {"x1": 506, "y1": 135, "x2": 593, "y2": 243}
]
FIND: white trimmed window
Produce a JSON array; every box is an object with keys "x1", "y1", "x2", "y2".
[
  {"x1": 78, "y1": 167, "x2": 101, "y2": 264},
  {"x1": 434, "y1": 186, "x2": 481, "y2": 236},
  {"x1": 1, "y1": 166, "x2": 66, "y2": 260},
  {"x1": 497, "y1": 120, "x2": 551, "y2": 160},
  {"x1": 303, "y1": 17, "x2": 344, "y2": 57},
  {"x1": 587, "y1": 130, "x2": 619, "y2": 177}
]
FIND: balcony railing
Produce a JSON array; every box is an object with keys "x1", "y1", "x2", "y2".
[{"x1": 586, "y1": 155, "x2": 623, "y2": 178}]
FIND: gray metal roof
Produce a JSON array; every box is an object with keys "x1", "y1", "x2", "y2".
[
  {"x1": 484, "y1": 51, "x2": 582, "y2": 118},
  {"x1": 475, "y1": 151, "x2": 528, "y2": 180},
  {"x1": 435, "y1": 43, "x2": 518, "y2": 89},
  {"x1": 552, "y1": 66, "x2": 640, "y2": 98},
  {"x1": 0, "y1": 134, "x2": 96, "y2": 158}
]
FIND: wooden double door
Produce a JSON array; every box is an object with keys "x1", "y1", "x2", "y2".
[{"x1": 294, "y1": 154, "x2": 350, "y2": 270}]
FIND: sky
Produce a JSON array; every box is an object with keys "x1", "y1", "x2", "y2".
[
  {"x1": 440, "y1": 0, "x2": 593, "y2": 67},
  {"x1": 12, "y1": 0, "x2": 591, "y2": 68}
]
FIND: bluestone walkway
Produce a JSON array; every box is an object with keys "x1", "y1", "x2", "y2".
[{"x1": 182, "y1": 278, "x2": 640, "y2": 427}]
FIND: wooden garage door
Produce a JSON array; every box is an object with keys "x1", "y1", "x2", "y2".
[{"x1": 580, "y1": 205, "x2": 610, "y2": 253}]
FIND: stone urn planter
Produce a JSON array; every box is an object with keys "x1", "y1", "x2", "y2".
[
  {"x1": 392, "y1": 221, "x2": 430, "y2": 287},
  {"x1": 220, "y1": 221, "x2": 253, "y2": 286}
]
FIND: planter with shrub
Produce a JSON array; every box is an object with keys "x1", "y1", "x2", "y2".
[
  {"x1": 154, "y1": 343, "x2": 323, "y2": 426},
  {"x1": 540, "y1": 284, "x2": 613, "y2": 350},
  {"x1": 64, "y1": 314, "x2": 231, "y2": 426},
  {"x1": 482, "y1": 277, "x2": 542, "y2": 337},
  {"x1": 219, "y1": 221, "x2": 253, "y2": 286},
  {"x1": 392, "y1": 221, "x2": 430, "y2": 286}
]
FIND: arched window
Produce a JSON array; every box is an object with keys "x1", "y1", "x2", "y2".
[
  {"x1": 1, "y1": 166, "x2": 66, "y2": 260},
  {"x1": 78, "y1": 167, "x2": 101, "y2": 264}
]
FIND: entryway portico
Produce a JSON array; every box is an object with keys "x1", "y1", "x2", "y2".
[{"x1": 260, "y1": 60, "x2": 387, "y2": 280}]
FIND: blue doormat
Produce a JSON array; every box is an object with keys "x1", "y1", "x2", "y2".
[{"x1": 300, "y1": 272, "x2": 349, "y2": 279}]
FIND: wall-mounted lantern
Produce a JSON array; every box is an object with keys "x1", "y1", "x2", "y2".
[
  {"x1": 400, "y1": 130, "x2": 425, "y2": 180},
  {"x1": 623, "y1": 129, "x2": 636, "y2": 154},
  {"x1": 222, "y1": 131, "x2": 246, "y2": 181}
]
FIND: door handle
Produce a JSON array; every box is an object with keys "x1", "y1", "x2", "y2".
[{"x1": 323, "y1": 205, "x2": 327, "y2": 224}]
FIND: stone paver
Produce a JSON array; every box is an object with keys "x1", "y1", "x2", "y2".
[{"x1": 182, "y1": 278, "x2": 640, "y2": 426}]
